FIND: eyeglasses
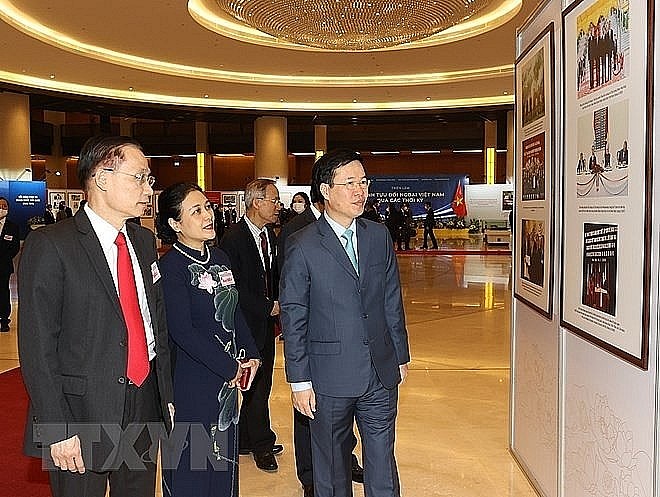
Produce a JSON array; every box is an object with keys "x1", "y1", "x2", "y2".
[
  {"x1": 332, "y1": 178, "x2": 371, "y2": 190},
  {"x1": 258, "y1": 197, "x2": 281, "y2": 205},
  {"x1": 100, "y1": 168, "x2": 156, "y2": 187}
]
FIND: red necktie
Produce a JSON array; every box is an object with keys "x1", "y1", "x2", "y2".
[{"x1": 115, "y1": 232, "x2": 149, "y2": 386}]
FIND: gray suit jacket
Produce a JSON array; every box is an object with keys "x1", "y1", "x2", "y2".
[
  {"x1": 280, "y1": 215, "x2": 410, "y2": 397},
  {"x1": 18, "y1": 209, "x2": 174, "y2": 468}
]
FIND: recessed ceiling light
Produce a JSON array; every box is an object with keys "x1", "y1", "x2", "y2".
[
  {"x1": 203, "y1": 94, "x2": 209, "y2": 98},
  {"x1": 503, "y1": 91, "x2": 508, "y2": 95},
  {"x1": 352, "y1": 98, "x2": 357, "y2": 103},
  {"x1": 128, "y1": 86, "x2": 134, "y2": 91},
  {"x1": 49, "y1": 74, "x2": 55, "y2": 79},
  {"x1": 279, "y1": 98, "x2": 285, "y2": 102},
  {"x1": 426, "y1": 96, "x2": 431, "y2": 101}
]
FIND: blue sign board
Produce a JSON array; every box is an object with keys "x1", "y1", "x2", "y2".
[
  {"x1": 368, "y1": 175, "x2": 467, "y2": 220},
  {"x1": 0, "y1": 181, "x2": 47, "y2": 238}
]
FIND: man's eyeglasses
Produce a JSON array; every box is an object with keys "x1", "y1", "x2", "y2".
[
  {"x1": 332, "y1": 178, "x2": 371, "y2": 190},
  {"x1": 258, "y1": 197, "x2": 281, "y2": 205},
  {"x1": 101, "y1": 168, "x2": 156, "y2": 187}
]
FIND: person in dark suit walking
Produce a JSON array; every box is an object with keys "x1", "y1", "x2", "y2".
[
  {"x1": 18, "y1": 135, "x2": 174, "y2": 497},
  {"x1": 280, "y1": 149, "x2": 411, "y2": 497},
  {"x1": 277, "y1": 174, "x2": 363, "y2": 497},
  {"x1": 219, "y1": 179, "x2": 283, "y2": 472},
  {"x1": 421, "y1": 201, "x2": 438, "y2": 250},
  {"x1": 0, "y1": 197, "x2": 19, "y2": 332}
]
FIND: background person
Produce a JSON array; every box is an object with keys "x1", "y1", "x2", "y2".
[
  {"x1": 0, "y1": 196, "x2": 19, "y2": 332},
  {"x1": 18, "y1": 135, "x2": 174, "y2": 497},
  {"x1": 219, "y1": 179, "x2": 283, "y2": 472},
  {"x1": 157, "y1": 182, "x2": 260, "y2": 497}
]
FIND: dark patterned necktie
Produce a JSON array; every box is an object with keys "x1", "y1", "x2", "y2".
[{"x1": 260, "y1": 231, "x2": 272, "y2": 298}]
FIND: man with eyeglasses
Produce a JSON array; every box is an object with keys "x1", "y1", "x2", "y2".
[
  {"x1": 219, "y1": 178, "x2": 284, "y2": 472},
  {"x1": 19, "y1": 135, "x2": 174, "y2": 497},
  {"x1": 280, "y1": 149, "x2": 410, "y2": 497}
]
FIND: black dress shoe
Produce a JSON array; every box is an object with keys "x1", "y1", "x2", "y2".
[
  {"x1": 241, "y1": 443, "x2": 283, "y2": 456},
  {"x1": 351, "y1": 454, "x2": 364, "y2": 483},
  {"x1": 253, "y1": 450, "x2": 278, "y2": 472},
  {"x1": 302, "y1": 484, "x2": 314, "y2": 497}
]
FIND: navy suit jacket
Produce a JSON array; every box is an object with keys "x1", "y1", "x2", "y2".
[{"x1": 280, "y1": 215, "x2": 410, "y2": 397}]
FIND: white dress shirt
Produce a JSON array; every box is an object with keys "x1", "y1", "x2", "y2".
[{"x1": 84, "y1": 204, "x2": 156, "y2": 360}]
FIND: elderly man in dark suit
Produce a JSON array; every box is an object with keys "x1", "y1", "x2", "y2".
[
  {"x1": 219, "y1": 178, "x2": 283, "y2": 472},
  {"x1": 0, "y1": 196, "x2": 19, "y2": 332},
  {"x1": 18, "y1": 135, "x2": 174, "y2": 497},
  {"x1": 280, "y1": 149, "x2": 410, "y2": 497}
]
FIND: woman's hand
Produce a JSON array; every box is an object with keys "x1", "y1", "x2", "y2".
[{"x1": 239, "y1": 358, "x2": 260, "y2": 391}]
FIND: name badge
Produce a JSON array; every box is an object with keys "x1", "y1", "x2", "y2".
[
  {"x1": 219, "y1": 270, "x2": 235, "y2": 287},
  {"x1": 151, "y1": 261, "x2": 161, "y2": 283},
  {"x1": 3, "y1": 235, "x2": 12, "y2": 241}
]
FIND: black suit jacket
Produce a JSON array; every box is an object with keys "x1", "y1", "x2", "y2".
[
  {"x1": 276, "y1": 207, "x2": 317, "y2": 272},
  {"x1": 18, "y1": 209, "x2": 174, "y2": 469},
  {"x1": 0, "y1": 219, "x2": 20, "y2": 275},
  {"x1": 219, "y1": 218, "x2": 278, "y2": 351}
]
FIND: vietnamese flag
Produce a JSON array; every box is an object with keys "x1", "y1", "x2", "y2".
[{"x1": 451, "y1": 182, "x2": 467, "y2": 218}]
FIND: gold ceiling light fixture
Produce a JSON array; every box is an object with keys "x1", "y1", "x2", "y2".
[{"x1": 214, "y1": 0, "x2": 491, "y2": 51}]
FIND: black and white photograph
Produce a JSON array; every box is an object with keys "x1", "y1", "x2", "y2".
[{"x1": 581, "y1": 223, "x2": 617, "y2": 316}]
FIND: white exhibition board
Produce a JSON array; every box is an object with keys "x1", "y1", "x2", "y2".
[{"x1": 511, "y1": 2, "x2": 660, "y2": 497}]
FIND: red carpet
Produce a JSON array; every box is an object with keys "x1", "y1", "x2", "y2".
[{"x1": 0, "y1": 368, "x2": 51, "y2": 496}]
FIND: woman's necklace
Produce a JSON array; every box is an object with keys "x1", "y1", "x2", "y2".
[{"x1": 172, "y1": 242, "x2": 210, "y2": 264}]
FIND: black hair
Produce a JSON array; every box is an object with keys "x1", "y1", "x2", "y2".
[
  {"x1": 291, "y1": 191, "x2": 311, "y2": 208},
  {"x1": 155, "y1": 182, "x2": 203, "y2": 245},
  {"x1": 311, "y1": 149, "x2": 363, "y2": 204},
  {"x1": 77, "y1": 135, "x2": 142, "y2": 189}
]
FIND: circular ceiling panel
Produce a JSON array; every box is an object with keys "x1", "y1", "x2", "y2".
[{"x1": 214, "y1": 0, "x2": 492, "y2": 50}]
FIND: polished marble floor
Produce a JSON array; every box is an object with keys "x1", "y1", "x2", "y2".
[{"x1": 0, "y1": 253, "x2": 537, "y2": 497}]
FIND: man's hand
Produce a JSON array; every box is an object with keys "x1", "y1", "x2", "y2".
[
  {"x1": 292, "y1": 388, "x2": 316, "y2": 419},
  {"x1": 50, "y1": 435, "x2": 85, "y2": 473},
  {"x1": 168, "y1": 403, "x2": 175, "y2": 429},
  {"x1": 271, "y1": 301, "x2": 280, "y2": 316},
  {"x1": 399, "y1": 363, "x2": 409, "y2": 384}
]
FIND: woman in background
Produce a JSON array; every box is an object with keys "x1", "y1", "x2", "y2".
[{"x1": 157, "y1": 182, "x2": 260, "y2": 497}]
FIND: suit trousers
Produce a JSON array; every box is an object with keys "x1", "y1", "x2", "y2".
[
  {"x1": 294, "y1": 408, "x2": 358, "y2": 487},
  {"x1": 48, "y1": 367, "x2": 162, "y2": 497},
  {"x1": 310, "y1": 366, "x2": 400, "y2": 497},
  {"x1": 239, "y1": 329, "x2": 276, "y2": 453},
  {"x1": 0, "y1": 271, "x2": 10, "y2": 322}
]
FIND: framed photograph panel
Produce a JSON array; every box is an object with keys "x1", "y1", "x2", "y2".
[
  {"x1": 48, "y1": 190, "x2": 66, "y2": 210},
  {"x1": 67, "y1": 191, "x2": 84, "y2": 215},
  {"x1": 514, "y1": 23, "x2": 555, "y2": 319},
  {"x1": 561, "y1": 0, "x2": 652, "y2": 369}
]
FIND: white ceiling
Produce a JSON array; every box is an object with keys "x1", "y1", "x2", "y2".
[{"x1": 0, "y1": 0, "x2": 541, "y2": 112}]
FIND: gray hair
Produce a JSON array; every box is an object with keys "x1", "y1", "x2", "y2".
[{"x1": 244, "y1": 178, "x2": 276, "y2": 212}]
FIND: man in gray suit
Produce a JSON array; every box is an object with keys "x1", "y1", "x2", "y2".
[
  {"x1": 19, "y1": 135, "x2": 174, "y2": 497},
  {"x1": 280, "y1": 149, "x2": 410, "y2": 497}
]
